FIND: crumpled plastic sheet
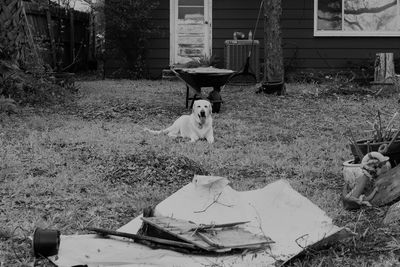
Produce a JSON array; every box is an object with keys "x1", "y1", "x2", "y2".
[{"x1": 54, "y1": 177, "x2": 351, "y2": 267}]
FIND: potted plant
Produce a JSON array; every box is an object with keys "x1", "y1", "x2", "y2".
[{"x1": 348, "y1": 111, "x2": 400, "y2": 166}]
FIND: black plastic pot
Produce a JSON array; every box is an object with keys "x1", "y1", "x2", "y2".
[
  {"x1": 32, "y1": 228, "x2": 60, "y2": 257},
  {"x1": 349, "y1": 139, "x2": 400, "y2": 166}
]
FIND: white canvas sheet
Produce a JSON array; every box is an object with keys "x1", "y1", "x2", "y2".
[{"x1": 54, "y1": 177, "x2": 350, "y2": 267}]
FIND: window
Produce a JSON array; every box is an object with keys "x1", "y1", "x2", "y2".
[
  {"x1": 178, "y1": 0, "x2": 204, "y2": 21},
  {"x1": 314, "y1": 0, "x2": 400, "y2": 36}
]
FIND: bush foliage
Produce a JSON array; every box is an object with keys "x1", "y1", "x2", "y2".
[
  {"x1": 0, "y1": 0, "x2": 77, "y2": 109},
  {"x1": 104, "y1": 0, "x2": 159, "y2": 79}
]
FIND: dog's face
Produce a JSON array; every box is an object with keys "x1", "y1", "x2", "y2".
[{"x1": 192, "y1": 100, "x2": 212, "y2": 124}]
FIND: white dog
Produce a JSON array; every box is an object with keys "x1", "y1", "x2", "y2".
[{"x1": 144, "y1": 99, "x2": 214, "y2": 143}]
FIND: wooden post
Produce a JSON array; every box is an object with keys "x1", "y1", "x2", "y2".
[
  {"x1": 21, "y1": 1, "x2": 40, "y2": 63},
  {"x1": 45, "y1": 6, "x2": 57, "y2": 68},
  {"x1": 373, "y1": 52, "x2": 395, "y2": 84},
  {"x1": 89, "y1": 10, "x2": 96, "y2": 61},
  {"x1": 260, "y1": 0, "x2": 285, "y2": 95},
  {"x1": 69, "y1": 9, "x2": 75, "y2": 68}
]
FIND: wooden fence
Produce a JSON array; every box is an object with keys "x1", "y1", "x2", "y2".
[{"x1": 24, "y1": 1, "x2": 93, "y2": 72}]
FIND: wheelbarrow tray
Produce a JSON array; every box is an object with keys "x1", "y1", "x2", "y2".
[
  {"x1": 171, "y1": 67, "x2": 235, "y2": 112},
  {"x1": 172, "y1": 67, "x2": 234, "y2": 93}
]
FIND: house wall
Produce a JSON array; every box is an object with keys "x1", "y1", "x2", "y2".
[
  {"x1": 213, "y1": 0, "x2": 400, "y2": 80},
  {"x1": 104, "y1": 0, "x2": 170, "y2": 79},
  {"x1": 105, "y1": 0, "x2": 400, "y2": 79},
  {"x1": 212, "y1": 0, "x2": 262, "y2": 74},
  {"x1": 146, "y1": 1, "x2": 170, "y2": 78},
  {"x1": 281, "y1": 0, "x2": 400, "y2": 79}
]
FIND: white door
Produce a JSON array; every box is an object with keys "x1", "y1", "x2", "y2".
[{"x1": 170, "y1": 0, "x2": 212, "y2": 66}]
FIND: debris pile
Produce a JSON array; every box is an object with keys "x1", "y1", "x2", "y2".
[
  {"x1": 104, "y1": 151, "x2": 209, "y2": 187},
  {"x1": 51, "y1": 177, "x2": 350, "y2": 266},
  {"x1": 88, "y1": 216, "x2": 273, "y2": 255}
]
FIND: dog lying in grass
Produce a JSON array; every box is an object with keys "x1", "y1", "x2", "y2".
[{"x1": 144, "y1": 99, "x2": 214, "y2": 143}]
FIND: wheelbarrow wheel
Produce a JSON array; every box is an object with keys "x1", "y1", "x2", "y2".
[
  {"x1": 208, "y1": 90, "x2": 222, "y2": 113},
  {"x1": 212, "y1": 102, "x2": 221, "y2": 113}
]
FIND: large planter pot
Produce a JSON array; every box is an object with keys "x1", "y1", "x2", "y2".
[
  {"x1": 342, "y1": 159, "x2": 363, "y2": 188},
  {"x1": 349, "y1": 139, "x2": 400, "y2": 166}
]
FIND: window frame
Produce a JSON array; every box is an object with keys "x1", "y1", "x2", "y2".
[{"x1": 314, "y1": 0, "x2": 400, "y2": 37}]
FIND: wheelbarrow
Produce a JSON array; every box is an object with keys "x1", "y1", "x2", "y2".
[{"x1": 171, "y1": 67, "x2": 235, "y2": 113}]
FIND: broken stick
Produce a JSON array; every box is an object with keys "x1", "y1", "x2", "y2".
[{"x1": 86, "y1": 227, "x2": 199, "y2": 250}]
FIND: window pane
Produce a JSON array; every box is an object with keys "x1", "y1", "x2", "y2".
[
  {"x1": 344, "y1": 0, "x2": 399, "y2": 31},
  {"x1": 317, "y1": 0, "x2": 342, "y2": 30},
  {"x1": 178, "y1": 7, "x2": 204, "y2": 21},
  {"x1": 179, "y1": 0, "x2": 204, "y2": 6}
]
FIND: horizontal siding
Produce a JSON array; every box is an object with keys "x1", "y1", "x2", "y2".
[
  {"x1": 213, "y1": 0, "x2": 400, "y2": 75},
  {"x1": 106, "y1": 0, "x2": 400, "y2": 79},
  {"x1": 281, "y1": 0, "x2": 400, "y2": 73},
  {"x1": 284, "y1": 38, "x2": 400, "y2": 49},
  {"x1": 212, "y1": 0, "x2": 262, "y2": 71},
  {"x1": 105, "y1": 0, "x2": 169, "y2": 78},
  {"x1": 146, "y1": 2, "x2": 169, "y2": 78}
]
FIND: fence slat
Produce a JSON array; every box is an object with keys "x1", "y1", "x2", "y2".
[{"x1": 23, "y1": 2, "x2": 90, "y2": 71}]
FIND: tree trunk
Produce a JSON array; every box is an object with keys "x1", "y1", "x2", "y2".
[
  {"x1": 373, "y1": 52, "x2": 395, "y2": 84},
  {"x1": 260, "y1": 0, "x2": 285, "y2": 94}
]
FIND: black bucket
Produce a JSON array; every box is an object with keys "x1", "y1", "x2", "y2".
[{"x1": 32, "y1": 228, "x2": 60, "y2": 257}]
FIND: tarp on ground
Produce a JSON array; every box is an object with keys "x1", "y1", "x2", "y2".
[{"x1": 54, "y1": 176, "x2": 351, "y2": 267}]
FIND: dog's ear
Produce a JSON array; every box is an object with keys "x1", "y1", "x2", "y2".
[{"x1": 208, "y1": 102, "x2": 213, "y2": 115}]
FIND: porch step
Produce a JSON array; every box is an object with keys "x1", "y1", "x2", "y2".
[{"x1": 162, "y1": 69, "x2": 178, "y2": 80}]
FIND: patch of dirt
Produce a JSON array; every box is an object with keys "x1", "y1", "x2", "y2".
[
  {"x1": 104, "y1": 150, "x2": 209, "y2": 187},
  {"x1": 57, "y1": 99, "x2": 187, "y2": 122}
]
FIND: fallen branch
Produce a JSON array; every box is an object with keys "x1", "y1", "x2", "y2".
[
  {"x1": 194, "y1": 192, "x2": 234, "y2": 213},
  {"x1": 86, "y1": 227, "x2": 198, "y2": 250}
]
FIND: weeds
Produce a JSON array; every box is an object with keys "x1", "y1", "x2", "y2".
[{"x1": 0, "y1": 79, "x2": 399, "y2": 266}]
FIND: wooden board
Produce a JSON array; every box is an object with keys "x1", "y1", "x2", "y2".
[
  {"x1": 141, "y1": 217, "x2": 273, "y2": 252},
  {"x1": 196, "y1": 228, "x2": 274, "y2": 249},
  {"x1": 371, "y1": 164, "x2": 400, "y2": 206},
  {"x1": 383, "y1": 200, "x2": 400, "y2": 224}
]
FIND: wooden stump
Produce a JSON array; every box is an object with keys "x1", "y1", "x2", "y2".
[
  {"x1": 383, "y1": 200, "x2": 400, "y2": 225},
  {"x1": 370, "y1": 164, "x2": 400, "y2": 206},
  {"x1": 373, "y1": 52, "x2": 395, "y2": 84}
]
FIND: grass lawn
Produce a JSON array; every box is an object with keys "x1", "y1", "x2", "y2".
[{"x1": 1, "y1": 79, "x2": 400, "y2": 266}]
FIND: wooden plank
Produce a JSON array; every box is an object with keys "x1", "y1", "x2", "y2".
[
  {"x1": 86, "y1": 227, "x2": 199, "y2": 250},
  {"x1": 213, "y1": 19, "x2": 311, "y2": 30},
  {"x1": 383, "y1": 200, "x2": 400, "y2": 224},
  {"x1": 216, "y1": 0, "x2": 313, "y2": 11},
  {"x1": 371, "y1": 164, "x2": 400, "y2": 206},
  {"x1": 178, "y1": 24, "x2": 205, "y2": 34},
  {"x1": 46, "y1": 8, "x2": 57, "y2": 68},
  {"x1": 141, "y1": 217, "x2": 273, "y2": 252},
  {"x1": 141, "y1": 217, "x2": 223, "y2": 252},
  {"x1": 70, "y1": 10, "x2": 75, "y2": 66},
  {"x1": 196, "y1": 229, "x2": 273, "y2": 249},
  {"x1": 178, "y1": 37, "x2": 205, "y2": 44}
]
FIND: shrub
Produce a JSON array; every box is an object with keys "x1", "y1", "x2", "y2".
[{"x1": 104, "y1": 0, "x2": 159, "y2": 79}]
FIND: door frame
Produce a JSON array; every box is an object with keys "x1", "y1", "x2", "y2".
[{"x1": 169, "y1": 0, "x2": 212, "y2": 66}]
